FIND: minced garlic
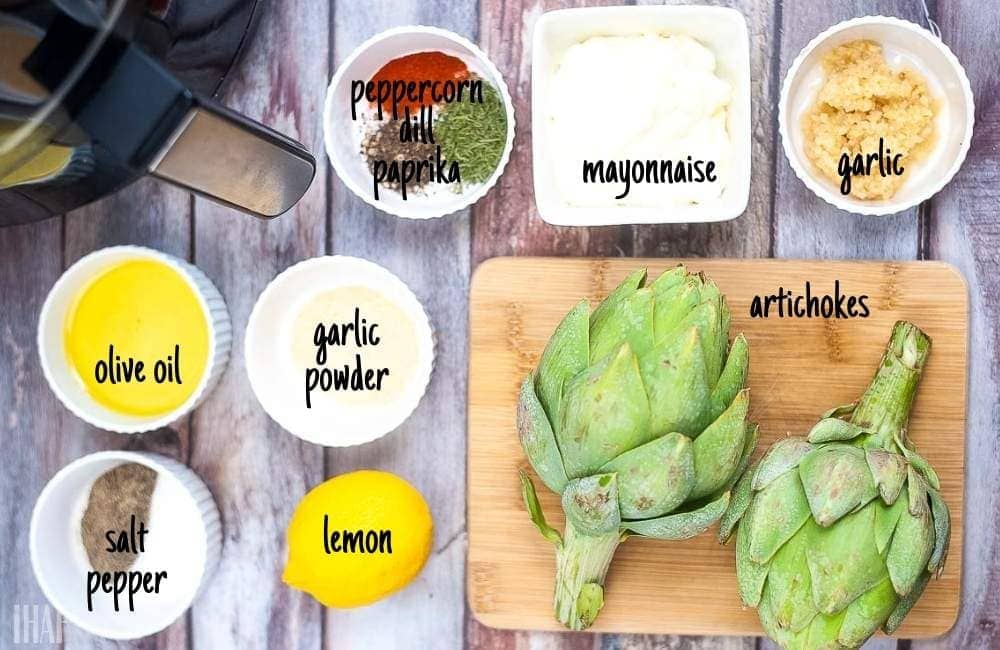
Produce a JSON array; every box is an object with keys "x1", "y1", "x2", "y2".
[{"x1": 803, "y1": 40, "x2": 937, "y2": 200}]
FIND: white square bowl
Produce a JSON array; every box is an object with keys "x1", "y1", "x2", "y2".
[{"x1": 531, "y1": 6, "x2": 751, "y2": 226}]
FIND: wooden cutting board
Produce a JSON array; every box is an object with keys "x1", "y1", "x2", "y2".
[{"x1": 467, "y1": 257, "x2": 966, "y2": 638}]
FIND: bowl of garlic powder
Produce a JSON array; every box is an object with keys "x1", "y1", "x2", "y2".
[
  {"x1": 245, "y1": 255, "x2": 435, "y2": 446},
  {"x1": 779, "y1": 16, "x2": 975, "y2": 216}
]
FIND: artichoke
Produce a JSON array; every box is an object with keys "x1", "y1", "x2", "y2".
[
  {"x1": 517, "y1": 266, "x2": 757, "y2": 630},
  {"x1": 720, "y1": 321, "x2": 949, "y2": 649}
]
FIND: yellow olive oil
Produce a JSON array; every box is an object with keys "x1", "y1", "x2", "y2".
[{"x1": 64, "y1": 259, "x2": 209, "y2": 417}]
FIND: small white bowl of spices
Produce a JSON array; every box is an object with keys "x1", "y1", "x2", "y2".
[
  {"x1": 245, "y1": 255, "x2": 435, "y2": 446},
  {"x1": 30, "y1": 451, "x2": 220, "y2": 640},
  {"x1": 779, "y1": 16, "x2": 974, "y2": 216},
  {"x1": 325, "y1": 26, "x2": 515, "y2": 219}
]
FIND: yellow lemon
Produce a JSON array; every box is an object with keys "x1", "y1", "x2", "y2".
[{"x1": 282, "y1": 470, "x2": 433, "y2": 608}]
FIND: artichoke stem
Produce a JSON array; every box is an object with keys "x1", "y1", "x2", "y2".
[
  {"x1": 554, "y1": 519, "x2": 621, "y2": 630},
  {"x1": 852, "y1": 321, "x2": 931, "y2": 450}
]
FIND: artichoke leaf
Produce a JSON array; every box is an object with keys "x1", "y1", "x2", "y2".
[
  {"x1": 639, "y1": 327, "x2": 711, "y2": 438},
  {"x1": 718, "y1": 297, "x2": 732, "y2": 376},
  {"x1": 821, "y1": 402, "x2": 857, "y2": 419},
  {"x1": 886, "y1": 506, "x2": 934, "y2": 597},
  {"x1": 747, "y1": 470, "x2": 811, "y2": 565},
  {"x1": 709, "y1": 333, "x2": 749, "y2": 427},
  {"x1": 874, "y1": 489, "x2": 908, "y2": 555},
  {"x1": 649, "y1": 265, "x2": 687, "y2": 294},
  {"x1": 599, "y1": 432, "x2": 694, "y2": 520},
  {"x1": 676, "y1": 296, "x2": 724, "y2": 388},
  {"x1": 689, "y1": 389, "x2": 750, "y2": 501},
  {"x1": 589, "y1": 268, "x2": 646, "y2": 337},
  {"x1": 623, "y1": 491, "x2": 729, "y2": 540},
  {"x1": 752, "y1": 437, "x2": 813, "y2": 491},
  {"x1": 866, "y1": 449, "x2": 907, "y2": 505},
  {"x1": 764, "y1": 523, "x2": 818, "y2": 634},
  {"x1": 907, "y1": 466, "x2": 930, "y2": 517},
  {"x1": 807, "y1": 417, "x2": 867, "y2": 443},
  {"x1": 728, "y1": 422, "x2": 760, "y2": 492},
  {"x1": 519, "y1": 470, "x2": 563, "y2": 547},
  {"x1": 647, "y1": 281, "x2": 685, "y2": 321},
  {"x1": 927, "y1": 488, "x2": 951, "y2": 575},
  {"x1": 805, "y1": 502, "x2": 888, "y2": 615},
  {"x1": 518, "y1": 372, "x2": 569, "y2": 493},
  {"x1": 798, "y1": 445, "x2": 877, "y2": 527},
  {"x1": 838, "y1": 577, "x2": 898, "y2": 649},
  {"x1": 883, "y1": 570, "x2": 930, "y2": 634},
  {"x1": 756, "y1": 590, "x2": 797, "y2": 649},
  {"x1": 800, "y1": 610, "x2": 847, "y2": 650},
  {"x1": 717, "y1": 421, "x2": 759, "y2": 501},
  {"x1": 896, "y1": 433, "x2": 941, "y2": 490},
  {"x1": 590, "y1": 287, "x2": 654, "y2": 364},
  {"x1": 558, "y1": 344, "x2": 652, "y2": 478},
  {"x1": 536, "y1": 299, "x2": 590, "y2": 425},
  {"x1": 718, "y1": 457, "x2": 758, "y2": 544},
  {"x1": 575, "y1": 583, "x2": 604, "y2": 629},
  {"x1": 562, "y1": 473, "x2": 622, "y2": 536},
  {"x1": 735, "y1": 500, "x2": 769, "y2": 607},
  {"x1": 652, "y1": 276, "x2": 701, "y2": 343}
]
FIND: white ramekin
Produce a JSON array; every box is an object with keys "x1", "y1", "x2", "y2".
[
  {"x1": 779, "y1": 15, "x2": 975, "y2": 216},
  {"x1": 29, "y1": 451, "x2": 221, "y2": 640},
  {"x1": 531, "y1": 5, "x2": 752, "y2": 226},
  {"x1": 324, "y1": 25, "x2": 515, "y2": 219},
  {"x1": 37, "y1": 245, "x2": 231, "y2": 434},
  {"x1": 245, "y1": 255, "x2": 435, "y2": 447}
]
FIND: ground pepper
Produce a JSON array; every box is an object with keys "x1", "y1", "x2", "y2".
[
  {"x1": 362, "y1": 118, "x2": 438, "y2": 194},
  {"x1": 80, "y1": 463, "x2": 158, "y2": 573},
  {"x1": 369, "y1": 52, "x2": 469, "y2": 118}
]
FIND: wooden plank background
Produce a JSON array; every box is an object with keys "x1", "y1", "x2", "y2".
[{"x1": 0, "y1": 0, "x2": 997, "y2": 649}]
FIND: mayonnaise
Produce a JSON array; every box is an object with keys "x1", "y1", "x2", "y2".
[{"x1": 547, "y1": 34, "x2": 732, "y2": 208}]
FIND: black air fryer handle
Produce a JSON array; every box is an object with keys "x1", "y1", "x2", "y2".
[
  {"x1": 27, "y1": 14, "x2": 316, "y2": 219},
  {"x1": 149, "y1": 94, "x2": 317, "y2": 219}
]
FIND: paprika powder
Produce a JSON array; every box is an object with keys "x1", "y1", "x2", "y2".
[{"x1": 369, "y1": 51, "x2": 470, "y2": 118}]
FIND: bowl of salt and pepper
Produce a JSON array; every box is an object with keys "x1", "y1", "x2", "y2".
[{"x1": 30, "y1": 451, "x2": 219, "y2": 639}]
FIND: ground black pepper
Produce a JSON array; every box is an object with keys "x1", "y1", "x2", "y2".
[
  {"x1": 362, "y1": 118, "x2": 437, "y2": 194},
  {"x1": 80, "y1": 463, "x2": 158, "y2": 573}
]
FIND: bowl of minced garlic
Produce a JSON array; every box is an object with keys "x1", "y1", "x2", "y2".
[{"x1": 779, "y1": 16, "x2": 974, "y2": 216}]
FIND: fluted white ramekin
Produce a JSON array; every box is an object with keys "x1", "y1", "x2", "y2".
[
  {"x1": 246, "y1": 255, "x2": 436, "y2": 446},
  {"x1": 30, "y1": 451, "x2": 221, "y2": 640},
  {"x1": 779, "y1": 16, "x2": 975, "y2": 216},
  {"x1": 38, "y1": 245, "x2": 231, "y2": 433},
  {"x1": 324, "y1": 25, "x2": 515, "y2": 219}
]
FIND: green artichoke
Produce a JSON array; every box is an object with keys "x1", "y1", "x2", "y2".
[
  {"x1": 720, "y1": 321, "x2": 949, "y2": 649},
  {"x1": 517, "y1": 266, "x2": 757, "y2": 630}
]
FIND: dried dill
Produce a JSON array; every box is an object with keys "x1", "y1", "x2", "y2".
[{"x1": 435, "y1": 80, "x2": 507, "y2": 185}]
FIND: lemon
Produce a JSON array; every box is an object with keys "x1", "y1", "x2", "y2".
[{"x1": 282, "y1": 470, "x2": 433, "y2": 608}]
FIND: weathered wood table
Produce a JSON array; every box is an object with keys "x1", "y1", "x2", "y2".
[{"x1": 2, "y1": 1, "x2": 997, "y2": 648}]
